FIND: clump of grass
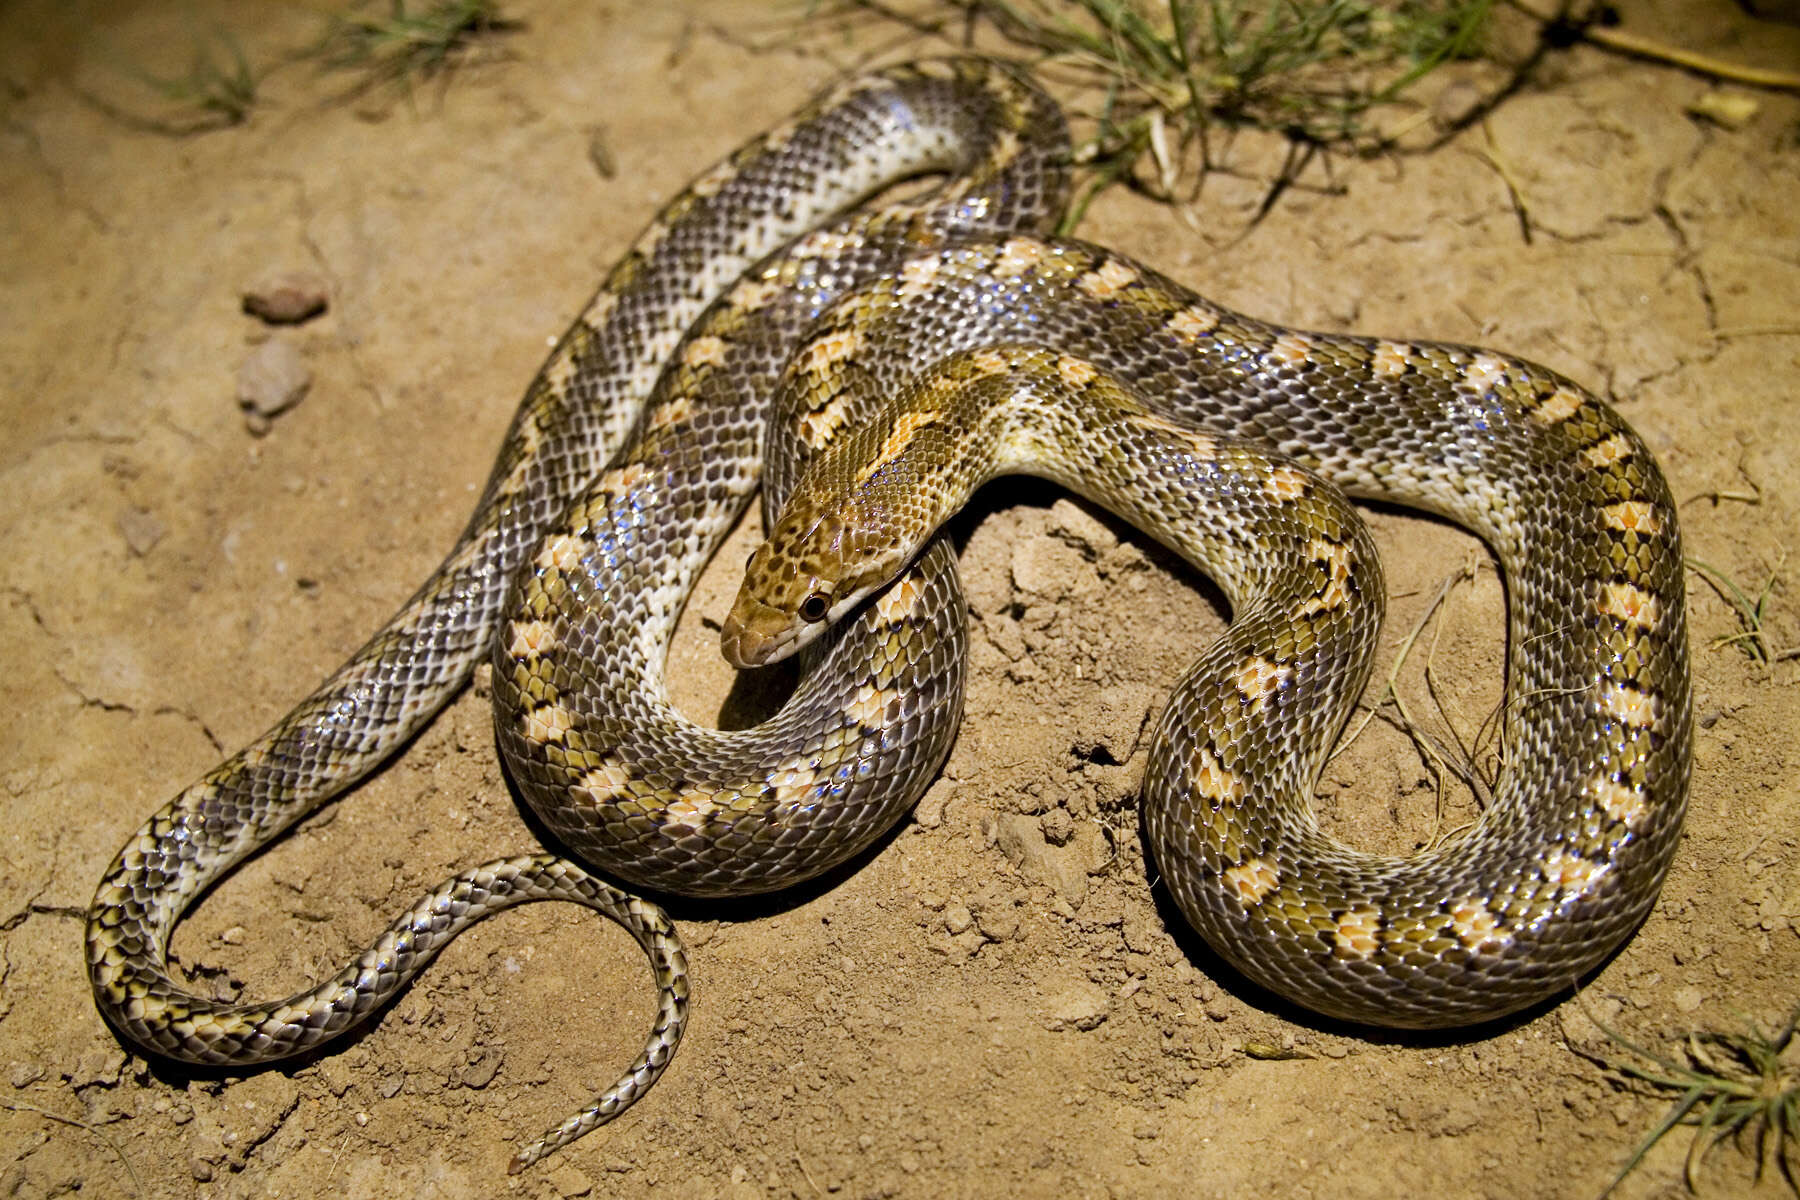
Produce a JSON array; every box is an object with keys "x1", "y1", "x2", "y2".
[
  {"x1": 1332, "y1": 555, "x2": 1501, "y2": 842},
  {"x1": 824, "y1": 0, "x2": 1493, "y2": 229},
  {"x1": 112, "y1": 25, "x2": 261, "y2": 133},
  {"x1": 308, "y1": 0, "x2": 519, "y2": 100},
  {"x1": 1688, "y1": 555, "x2": 1796, "y2": 667},
  {"x1": 1581, "y1": 1004, "x2": 1800, "y2": 1197}
]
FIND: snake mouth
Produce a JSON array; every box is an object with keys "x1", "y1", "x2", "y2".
[{"x1": 721, "y1": 591, "x2": 798, "y2": 669}]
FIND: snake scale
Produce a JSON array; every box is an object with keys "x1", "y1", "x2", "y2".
[{"x1": 86, "y1": 59, "x2": 1691, "y2": 1171}]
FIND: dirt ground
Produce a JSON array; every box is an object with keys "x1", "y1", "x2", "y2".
[{"x1": 3, "y1": 1, "x2": 1798, "y2": 1197}]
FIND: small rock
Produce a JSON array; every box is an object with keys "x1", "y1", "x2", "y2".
[
  {"x1": 913, "y1": 779, "x2": 954, "y2": 829},
  {"x1": 68, "y1": 1045, "x2": 127, "y2": 1089},
  {"x1": 1044, "y1": 985, "x2": 1109, "y2": 1032},
  {"x1": 1047, "y1": 498, "x2": 1116, "y2": 556},
  {"x1": 1040, "y1": 808, "x2": 1075, "y2": 846},
  {"x1": 1122, "y1": 916, "x2": 1162, "y2": 956},
  {"x1": 1673, "y1": 987, "x2": 1705, "y2": 1014},
  {"x1": 1073, "y1": 683, "x2": 1157, "y2": 764},
  {"x1": 116, "y1": 506, "x2": 166, "y2": 556},
  {"x1": 1686, "y1": 90, "x2": 1759, "y2": 130},
  {"x1": 993, "y1": 812, "x2": 1096, "y2": 906},
  {"x1": 1011, "y1": 534, "x2": 1086, "y2": 598},
  {"x1": 236, "y1": 339, "x2": 313, "y2": 434},
  {"x1": 461, "y1": 1048, "x2": 502, "y2": 1089},
  {"x1": 546, "y1": 1162, "x2": 595, "y2": 1197},
  {"x1": 973, "y1": 900, "x2": 1020, "y2": 943},
  {"x1": 982, "y1": 614, "x2": 1027, "y2": 661},
  {"x1": 242, "y1": 271, "x2": 329, "y2": 325},
  {"x1": 942, "y1": 903, "x2": 974, "y2": 936}
]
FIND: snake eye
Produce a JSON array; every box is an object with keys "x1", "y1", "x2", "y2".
[{"x1": 798, "y1": 590, "x2": 832, "y2": 623}]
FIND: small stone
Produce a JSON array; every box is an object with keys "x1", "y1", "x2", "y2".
[
  {"x1": 1686, "y1": 90, "x2": 1759, "y2": 130},
  {"x1": 1047, "y1": 498, "x2": 1116, "y2": 556},
  {"x1": 236, "y1": 339, "x2": 312, "y2": 433},
  {"x1": 1010, "y1": 534, "x2": 1086, "y2": 598},
  {"x1": 993, "y1": 813, "x2": 1093, "y2": 906},
  {"x1": 974, "y1": 902, "x2": 1020, "y2": 943},
  {"x1": 546, "y1": 1162, "x2": 594, "y2": 1197},
  {"x1": 1073, "y1": 683, "x2": 1157, "y2": 764},
  {"x1": 1673, "y1": 987, "x2": 1705, "y2": 1014},
  {"x1": 242, "y1": 271, "x2": 329, "y2": 325},
  {"x1": 982, "y1": 614, "x2": 1027, "y2": 661},
  {"x1": 116, "y1": 506, "x2": 167, "y2": 556},
  {"x1": 913, "y1": 779, "x2": 954, "y2": 829},
  {"x1": 461, "y1": 1049, "x2": 502, "y2": 1089},
  {"x1": 943, "y1": 903, "x2": 974, "y2": 936},
  {"x1": 1040, "y1": 808, "x2": 1075, "y2": 846},
  {"x1": 1044, "y1": 985, "x2": 1109, "y2": 1032},
  {"x1": 68, "y1": 1045, "x2": 127, "y2": 1089}
]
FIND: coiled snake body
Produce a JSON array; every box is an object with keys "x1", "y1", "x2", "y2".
[{"x1": 86, "y1": 59, "x2": 1690, "y2": 1171}]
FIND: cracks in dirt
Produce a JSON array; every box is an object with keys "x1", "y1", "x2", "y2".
[
  {"x1": 4, "y1": 430, "x2": 138, "y2": 483},
  {"x1": 250, "y1": 167, "x2": 386, "y2": 412},
  {"x1": 1653, "y1": 196, "x2": 1718, "y2": 339},
  {"x1": 9, "y1": 586, "x2": 220, "y2": 749},
  {"x1": 48, "y1": 662, "x2": 132, "y2": 718},
  {"x1": 0, "y1": 903, "x2": 85, "y2": 936},
  {"x1": 0, "y1": 829, "x2": 79, "y2": 937},
  {"x1": 4, "y1": 585, "x2": 50, "y2": 636},
  {"x1": 155, "y1": 705, "x2": 225, "y2": 756},
  {"x1": 1, "y1": 115, "x2": 110, "y2": 235}
]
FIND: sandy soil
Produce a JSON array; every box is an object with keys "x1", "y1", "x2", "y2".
[{"x1": 3, "y1": 2, "x2": 1798, "y2": 1197}]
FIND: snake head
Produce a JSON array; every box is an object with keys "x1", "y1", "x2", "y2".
[{"x1": 722, "y1": 500, "x2": 912, "y2": 669}]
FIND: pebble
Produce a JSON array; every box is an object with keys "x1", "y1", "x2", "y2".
[
  {"x1": 1046, "y1": 498, "x2": 1117, "y2": 556},
  {"x1": 461, "y1": 1048, "x2": 503, "y2": 1089},
  {"x1": 1010, "y1": 534, "x2": 1087, "y2": 598},
  {"x1": 242, "y1": 271, "x2": 329, "y2": 325},
  {"x1": 546, "y1": 1163, "x2": 594, "y2": 1197},
  {"x1": 1043, "y1": 985, "x2": 1109, "y2": 1032},
  {"x1": 236, "y1": 339, "x2": 312, "y2": 434},
  {"x1": 974, "y1": 903, "x2": 1020, "y2": 943},
  {"x1": 116, "y1": 506, "x2": 166, "y2": 556},
  {"x1": 1072, "y1": 683, "x2": 1156, "y2": 764},
  {"x1": 913, "y1": 779, "x2": 954, "y2": 829}
]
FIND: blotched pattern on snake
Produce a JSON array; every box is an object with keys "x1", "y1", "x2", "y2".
[{"x1": 85, "y1": 57, "x2": 1689, "y2": 1172}]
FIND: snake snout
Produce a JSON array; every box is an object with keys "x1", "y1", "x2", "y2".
[{"x1": 722, "y1": 590, "x2": 796, "y2": 669}]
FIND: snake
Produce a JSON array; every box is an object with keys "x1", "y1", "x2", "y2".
[
  {"x1": 84, "y1": 57, "x2": 1692, "y2": 1173},
  {"x1": 713, "y1": 231, "x2": 1692, "y2": 1028}
]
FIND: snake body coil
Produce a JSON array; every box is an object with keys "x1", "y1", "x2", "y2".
[{"x1": 87, "y1": 58, "x2": 1690, "y2": 1170}]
